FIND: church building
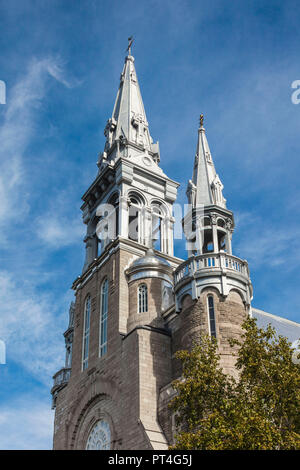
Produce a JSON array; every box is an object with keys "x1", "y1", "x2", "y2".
[{"x1": 51, "y1": 46, "x2": 300, "y2": 450}]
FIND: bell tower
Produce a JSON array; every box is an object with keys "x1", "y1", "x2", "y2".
[
  {"x1": 81, "y1": 49, "x2": 179, "y2": 272},
  {"x1": 174, "y1": 115, "x2": 253, "y2": 376}
]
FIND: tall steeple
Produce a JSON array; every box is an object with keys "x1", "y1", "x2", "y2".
[
  {"x1": 184, "y1": 115, "x2": 234, "y2": 258},
  {"x1": 98, "y1": 43, "x2": 160, "y2": 172},
  {"x1": 81, "y1": 44, "x2": 179, "y2": 271},
  {"x1": 187, "y1": 114, "x2": 226, "y2": 209},
  {"x1": 111, "y1": 54, "x2": 152, "y2": 148},
  {"x1": 175, "y1": 114, "x2": 253, "y2": 341}
]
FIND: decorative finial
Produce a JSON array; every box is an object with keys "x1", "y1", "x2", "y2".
[
  {"x1": 126, "y1": 36, "x2": 134, "y2": 55},
  {"x1": 200, "y1": 114, "x2": 204, "y2": 127}
]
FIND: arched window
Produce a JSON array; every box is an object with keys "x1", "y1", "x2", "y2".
[
  {"x1": 86, "y1": 420, "x2": 111, "y2": 450},
  {"x1": 138, "y1": 284, "x2": 148, "y2": 313},
  {"x1": 82, "y1": 296, "x2": 91, "y2": 370},
  {"x1": 99, "y1": 279, "x2": 108, "y2": 357},
  {"x1": 128, "y1": 194, "x2": 144, "y2": 243},
  {"x1": 152, "y1": 203, "x2": 162, "y2": 251},
  {"x1": 207, "y1": 295, "x2": 217, "y2": 338},
  {"x1": 203, "y1": 217, "x2": 211, "y2": 227},
  {"x1": 151, "y1": 201, "x2": 169, "y2": 253},
  {"x1": 65, "y1": 342, "x2": 72, "y2": 368},
  {"x1": 203, "y1": 229, "x2": 214, "y2": 253}
]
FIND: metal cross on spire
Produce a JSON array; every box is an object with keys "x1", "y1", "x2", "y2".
[
  {"x1": 200, "y1": 114, "x2": 204, "y2": 127},
  {"x1": 126, "y1": 36, "x2": 134, "y2": 55}
]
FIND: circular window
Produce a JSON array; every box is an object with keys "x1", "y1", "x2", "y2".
[{"x1": 85, "y1": 420, "x2": 111, "y2": 450}]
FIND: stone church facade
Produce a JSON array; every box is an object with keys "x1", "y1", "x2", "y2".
[{"x1": 50, "y1": 49, "x2": 297, "y2": 450}]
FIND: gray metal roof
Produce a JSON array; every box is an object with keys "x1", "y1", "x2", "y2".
[
  {"x1": 132, "y1": 249, "x2": 170, "y2": 268},
  {"x1": 252, "y1": 307, "x2": 300, "y2": 347}
]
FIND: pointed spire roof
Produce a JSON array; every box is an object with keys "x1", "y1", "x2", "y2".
[
  {"x1": 114, "y1": 54, "x2": 152, "y2": 145},
  {"x1": 187, "y1": 115, "x2": 226, "y2": 209},
  {"x1": 102, "y1": 49, "x2": 157, "y2": 159}
]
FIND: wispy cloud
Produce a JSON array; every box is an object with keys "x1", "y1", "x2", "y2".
[
  {"x1": 0, "y1": 57, "x2": 82, "y2": 386},
  {"x1": 0, "y1": 270, "x2": 67, "y2": 384},
  {"x1": 36, "y1": 215, "x2": 83, "y2": 247},
  {"x1": 0, "y1": 395, "x2": 54, "y2": 450},
  {"x1": 46, "y1": 60, "x2": 82, "y2": 89},
  {"x1": 234, "y1": 210, "x2": 300, "y2": 269},
  {"x1": 0, "y1": 57, "x2": 80, "y2": 239},
  {"x1": 35, "y1": 187, "x2": 84, "y2": 248}
]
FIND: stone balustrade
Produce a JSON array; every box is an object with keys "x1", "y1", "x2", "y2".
[
  {"x1": 52, "y1": 367, "x2": 71, "y2": 392},
  {"x1": 174, "y1": 252, "x2": 249, "y2": 285}
]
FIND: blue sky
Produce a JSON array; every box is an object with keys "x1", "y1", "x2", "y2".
[{"x1": 0, "y1": 0, "x2": 300, "y2": 449}]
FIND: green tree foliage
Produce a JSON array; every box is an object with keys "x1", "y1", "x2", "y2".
[{"x1": 169, "y1": 318, "x2": 300, "y2": 450}]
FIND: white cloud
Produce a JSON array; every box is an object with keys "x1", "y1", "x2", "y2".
[
  {"x1": 0, "y1": 270, "x2": 68, "y2": 385},
  {"x1": 0, "y1": 58, "x2": 83, "y2": 428},
  {"x1": 46, "y1": 60, "x2": 82, "y2": 89},
  {"x1": 234, "y1": 210, "x2": 300, "y2": 269},
  {"x1": 35, "y1": 186, "x2": 85, "y2": 248},
  {"x1": 0, "y1": 396, "x2": 54, "y2": 450},
  {"x1": 0, "y1": 57, "x2": 79, "y2": 240},
  {"x1": 36, "y1": 214, "x2": 84, "y2": 248}
]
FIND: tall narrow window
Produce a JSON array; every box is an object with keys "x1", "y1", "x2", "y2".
[
  {"x1": 99, "y1": 279, "x2": 108, "y2": 357},
  {"x1": 82, "y1": 296, "x2": 91, "y2": 370},
  {"x1": 152, "y1": 210, "x2": 162, "y2": 251},
  {"x1": 128, "y1": 196, "x2": 142, "y2": 243},
  {"x1": 151, "y1": 202, "x2": 169, "y2": 254},
  {"x1": 65, "y1": 343, "x2": 72, "y2": 368},
  {"x1": 207, "y1": 295, "x2": 217, "y2": 338},
  {"x1": 138, "y1": 284, "x2": 148, "y2": 313}
]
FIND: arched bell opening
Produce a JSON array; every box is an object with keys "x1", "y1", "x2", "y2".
[
  {"x1": 217, "y1": 229, "x2": 226, "y2": 252},
  {"x1": 202, "y1": 229, "x2": 214, "y2": 254},
  {"x1": 128, "y1": 193, "x2": 145, "y2": 244}
]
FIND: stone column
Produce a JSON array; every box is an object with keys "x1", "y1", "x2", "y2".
[
  {"x1": 195, "y1": 218, "x2": 203, "y2": 255},
  {"x1": 144, "y1": 206, "x2": 153, "y2": 248},
  {"x1": 82, "y1": 234, "x2": 95, "y2": 272},
  {"x1": 226, "y1": 231, "x2": 232, "y2": 255},
  {"x1": 211, "y1": 215, "x2": 218, "y2": 253},
  {"x1": 225, "y1": 219, "x2": 233, "y2": 255},
  {"x1": 119, "y1": 195, "x2": 129, "y2": 239},
  {"x1": 166, "y1": 216, "x2": 175, "y2": 256}
]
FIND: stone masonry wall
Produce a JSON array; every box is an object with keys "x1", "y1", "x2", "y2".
[
  {"x1": 157, "y1": 288, "x2": 248, "y2": 443},
  {"x1": 53, "y1": 243, "x2": 173, "y2": 450}
]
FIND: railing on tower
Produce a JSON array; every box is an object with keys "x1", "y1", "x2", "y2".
[
  {"x1": 51, "y1": 367, "x2": 71, "y2": 392},
  {"x1": 174, "y1": 252, "x2": 250, "y2": 284}
]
